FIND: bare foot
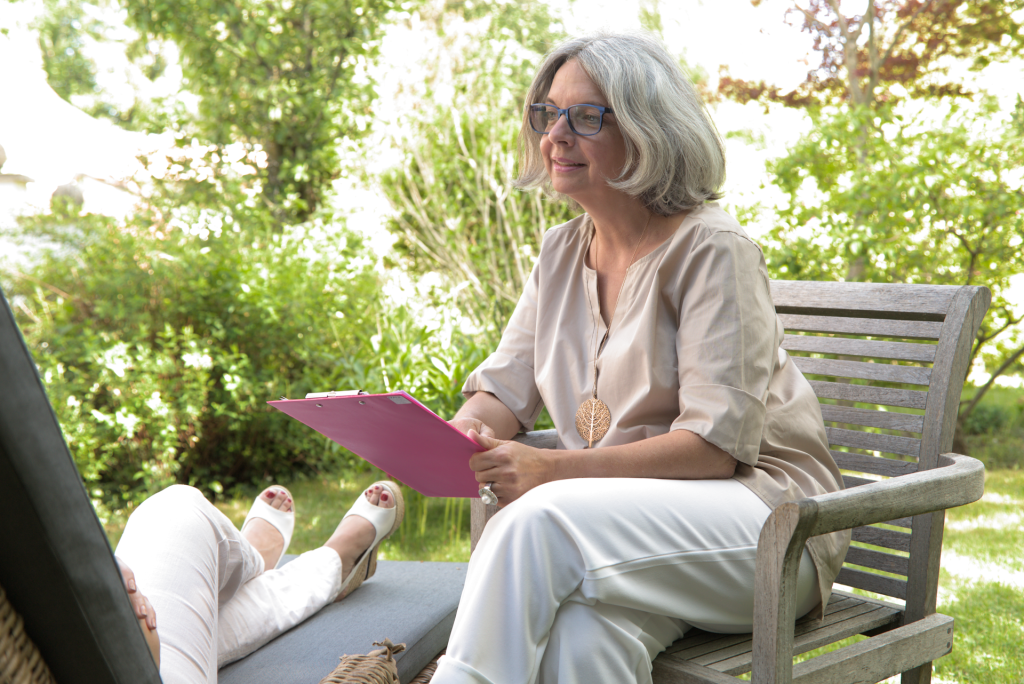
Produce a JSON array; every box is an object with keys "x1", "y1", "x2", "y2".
[
  {"x1": 242, "y1": 486, "x2": 293, "y2": 570},
  {"x1": 324, "y1": 484, "x2": 395, "y2": 596}
]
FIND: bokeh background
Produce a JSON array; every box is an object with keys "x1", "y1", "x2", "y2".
[{"x1": 1, "y1": 2, "x2": 1022, "y2": 679}]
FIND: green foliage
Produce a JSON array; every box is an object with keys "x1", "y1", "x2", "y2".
[
  {"x1": 120, "y1": 0, "x2": 403, "y2": 223},
  {"x1": 377, "y1": 1, "x2": 576, "y2": 337},
  {"x1": 3, "y1": 193, "x2": 487, "y2": 509},
  {"x1": 760, "y1": 100, "x2": 1024, "y2": 402}
]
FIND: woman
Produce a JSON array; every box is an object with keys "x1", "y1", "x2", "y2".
[
  {"x1": 437, "y1": 32, "x2": 850, "y2": 684},
  {"x1": 115, "y1": 480, "x2": 404, "y2": 682}
]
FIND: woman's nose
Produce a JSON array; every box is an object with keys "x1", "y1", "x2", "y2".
[{"x1": 547, "y1": 111, "x2": 574, "y2": 144}]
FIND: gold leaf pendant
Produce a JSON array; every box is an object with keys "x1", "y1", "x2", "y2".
[{"x1": 575, "y1": 397, "x2": 611, "y2": 448}]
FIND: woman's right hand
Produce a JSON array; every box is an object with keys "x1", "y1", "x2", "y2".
[
  {"x1": 116, "y1": 558, "x2": 160, "y2": 668},
  {"x1": 449, "y1": 417, "x2": 496, "y2": 441}
]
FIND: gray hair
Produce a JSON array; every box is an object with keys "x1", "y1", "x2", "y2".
[{"x1": 514, "y1": 32, "x2": 726, "y2": 215}]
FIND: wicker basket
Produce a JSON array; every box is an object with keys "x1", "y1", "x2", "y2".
[
  {"x1": 0, "y1": 583, "x2": 56, "y2": 684},
  {"x1": 319, "y1": 638, "x2": 408, "y2": 684}
]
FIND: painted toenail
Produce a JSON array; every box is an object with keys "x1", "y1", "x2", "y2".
[
  {"x1": 267, "y1": 491, "x2": 276, "y2": 497},
  {"x1": 382, "y1": 492, "x2": 389, "y2": 501}
]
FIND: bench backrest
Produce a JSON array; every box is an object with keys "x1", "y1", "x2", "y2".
[{"x1": 771, "y1": 280, "x2": 990, "y2": 622}]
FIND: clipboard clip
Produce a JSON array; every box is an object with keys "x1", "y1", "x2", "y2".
[{"x1": 304, "y1": 389, "x2": 368, "y2": 399}]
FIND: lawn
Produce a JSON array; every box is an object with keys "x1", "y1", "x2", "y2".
[{"x1": 104, "y1": 468, "x2": 1024, "y2": 682}]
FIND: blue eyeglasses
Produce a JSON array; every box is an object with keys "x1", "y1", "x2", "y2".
[{"x1": 528, "y1": 104, "x2": 614, "y2": 136}]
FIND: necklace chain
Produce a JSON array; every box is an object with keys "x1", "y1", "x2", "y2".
[{"x1": 576, "y1": 212, "x2": 653, "y2": 447}]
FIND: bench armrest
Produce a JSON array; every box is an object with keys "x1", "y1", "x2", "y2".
[
  {"x1": 806, "y1": 453, "x2": 984, "y2": 537},
  {"x1": 751, "y1": 453, "x2": 985, "y2": 682}
]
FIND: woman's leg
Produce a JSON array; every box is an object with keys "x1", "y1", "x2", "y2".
[
  {"x1": 217, "y1": 482, "x2": 399, "y2": 667},
  {"x1": 433, "y1": 478, "x2": 819, "y2": 684},
  {"x1": 115, "y1": 485, "x2": 267, "y2": 684}
]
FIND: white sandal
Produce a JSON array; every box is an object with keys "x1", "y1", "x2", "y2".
[
  {"x1": 337, "y1": 481, "x2": 405, "y2": 599},
  {"x1": 241, "y1": 486, "x2": 295, "y2": 570}
]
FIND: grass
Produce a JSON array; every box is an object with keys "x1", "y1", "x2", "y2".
[{"x1": 103, "y1": 458, "x2": 1024, "y2": 683}]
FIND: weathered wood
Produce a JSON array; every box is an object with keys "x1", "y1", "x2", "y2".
[
  {"x1": 808, "y1": 455, "x2": 983, "y2": 537},
  {"x1": 888, "y1": 516, "x2": 914, "y2": 529},
  {"x1": 825, "y1": 427, "x2": 921, "y2": 458},
  {"x1": 513, "y1": 429, "x2": 558, "y2": 450},
  {"x1": 657, "y1": 593, "x2": 903, "y2": 679},
  {"x1": 835, "y1": 568, "x2": 908, "y2": 600},
  {"x1": 651, "y1": 657, "x2": 739, "y2": 684},
  {"x1": 777, "y1": 314, "x2": 944, "y2": 340},
  {"x1": 770, "y1": 281, "x2": 958, "y2": 321},
  {"x1": 851, "y1": 525, "x2": 913, "y2": 553},
  {"x1": 810, "y1": 381, "x2": 929, "y2": 409},
  {"x1": 831, "y1": 451, "x2": 917, "y2": 478},
  {"x1": 790, "y1": 614, "x2": 953, "y2": 684},
  {"x1": 791, "y1": 356, "x2": 932, "y2": 386},
  {"x1": 469, "y1": 498, "x2": 498, "y2": 553},
  {"x1": 818, "y1": 404, "x2": 926, "y2": 433},
  {"x1": 843, "y1": 545, "x2": 910, "y2": 576},
  {"x1": 751, "y1": 500, "x2": 819, "y2": 684},
  {"x1": 906, "y1": 287, "x2": 989, "y2": 648},
  {"x1": 782, "y1": 336, "x2": 938, "y2": 362},
  {"x1": 842, "y1": 474, "x2": 878, "y2": 488}
]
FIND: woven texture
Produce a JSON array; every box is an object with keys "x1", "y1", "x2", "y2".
[
  {"x1": 0, "y1": 584, "x2": 56, "y2": 684},
  {"x1": 318, "y1": 639, "x2": 405, "y2": 684},
  {"x1": 409, "y1": 649, "x2": 443, "y2": 684}
]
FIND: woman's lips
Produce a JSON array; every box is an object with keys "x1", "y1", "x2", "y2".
[{"x1": 551, "y1": 157, "x2": 585, "y2": 172}]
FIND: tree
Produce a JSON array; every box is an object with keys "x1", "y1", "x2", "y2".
[
  {"x1": 761, "y1": 99, "x2": 1024, "y2": 437},
  {"x1": 722, "y1": 0, "x2": 1024, "y2": 107},
  {"x1": 120, "y1": 0, "x2": 402, "y2": 224},
  {"x1": 376, "y1": 1, "x2": 576, "y2": 335}
]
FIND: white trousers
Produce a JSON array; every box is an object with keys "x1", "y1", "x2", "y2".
[
  {"x1": 433, "y1": 478, "x2": 819, "y2": 684},
  {"x1": 114, "y1": 485, "x2": 343, "y2": 684}
]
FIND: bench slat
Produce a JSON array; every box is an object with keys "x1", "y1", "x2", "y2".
[
  {"x1": 826, "y1": 427, "x2": 922, "y2": 458},
  {"x1": 783, "y1": 335, "x2": 938, "y2": 362},
  {"x1": 819, "y1": 404, "x2": 926, "y2": 433},
  {"x1": 844, "y1": 545, "x2": 910, "y2": 576},
  {"x1": 771, "y1": 281, "x2": 956, "y2": 320},
  {"x1": 832, "y1": 451, "x2": 918, "y2": 477},
  {"x1": 810, "y1": 381, "x2": 929, "y2": 409},
  {"x1": 851, "y1": 525, "x2": 913, "y2": 553},
  {"x1": 835, "y1": 567, "x2": 908, "y2": 599},
  {"x1": 655, "y1": 593, "x2": 902, "y2": 678},
  {"x1": 778, "y1": 314, "x2": 944, "y2": 340},
  {"x1": 792, "y1": 356, "x2": 932, "y2": 385},
  {"x1": 843, "y1": 474, "x2": 879, "y2": 488}
]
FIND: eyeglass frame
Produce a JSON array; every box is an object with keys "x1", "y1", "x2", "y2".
[{"x1": 528, "y1": 103, "x2": 615, "y2": 137}]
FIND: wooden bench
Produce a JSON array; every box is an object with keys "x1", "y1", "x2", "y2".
[{"x1": 465, "y1": 280, "x2": 990, "y2": 684}]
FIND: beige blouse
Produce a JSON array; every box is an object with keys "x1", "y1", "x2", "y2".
[{"x1": 462, "y1": 203, "x2": 850, "y2": 617}]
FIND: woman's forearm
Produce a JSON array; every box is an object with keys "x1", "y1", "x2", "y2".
[
  {"x1": 452, "y1": 391, "x2": 522, "y2": 440},
  {"x1": 545, "y1": 429, "x2": 737, "y2": 481}
]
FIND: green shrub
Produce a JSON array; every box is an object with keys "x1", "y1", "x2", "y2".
[
  {"x1": 964, "y1": 404, "x2": 1011, "y2": 436},
  {"x1": 3, "y1": 205, "x2": 487, "y2": 510}
]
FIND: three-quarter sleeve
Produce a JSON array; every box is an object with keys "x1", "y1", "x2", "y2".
[
  {"x1": 461, "y1": 260, "x2": 545, "y2": 430},
  {"x1": 670, "y1": 230, "x2": 777, "y2": 466}
]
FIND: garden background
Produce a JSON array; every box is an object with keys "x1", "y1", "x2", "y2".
[{"x1": 1, "y1": 0, "x2": 1022, "y2": 681}]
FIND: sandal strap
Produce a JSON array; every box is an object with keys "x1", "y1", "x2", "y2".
[
  {"x1": 342, "y1": 485, "x2": 399, "y2": 550},
  {"x1": 241, "y1": 493, "x2": 295, "y2": 568}
]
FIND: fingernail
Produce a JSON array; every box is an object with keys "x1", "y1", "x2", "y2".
[{"x1": 128, "y1": 578, "x2": 136, "y2": 592}]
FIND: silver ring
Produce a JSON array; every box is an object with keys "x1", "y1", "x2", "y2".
[{"x1": 479, "y1": 481, "x2": 498, "y2": 506}]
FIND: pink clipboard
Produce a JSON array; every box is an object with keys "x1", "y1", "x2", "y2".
[{"x1": 268, "y1": 391, "x2": 485, "y2": 498}]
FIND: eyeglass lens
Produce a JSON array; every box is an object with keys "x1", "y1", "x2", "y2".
[{"x1": 530, "y1": 105, "x2": 606, "y2": 135}]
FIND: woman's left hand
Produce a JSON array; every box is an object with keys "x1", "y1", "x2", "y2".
[{"x1": 469, "y1": 431, "x2": 551, "y2": 506}]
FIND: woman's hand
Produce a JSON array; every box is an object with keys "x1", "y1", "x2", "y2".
[
  {"x1": 469, "y1": 431, "x2": 551, "y2": 506},
  {"x1": 116, "y1": 558, "x2": 160, "y2": 668},
  {"x1": 449, "y1": 416, "x2": 496, "y2": 440}
]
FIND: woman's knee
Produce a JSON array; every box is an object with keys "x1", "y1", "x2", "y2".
[{"x1": 126, "y1": 485, "x2": 211, "y2": 531}]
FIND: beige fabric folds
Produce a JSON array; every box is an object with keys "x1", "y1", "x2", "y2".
[{"x1": 462, "y1": 204, "x2": 849, "y2": 616}]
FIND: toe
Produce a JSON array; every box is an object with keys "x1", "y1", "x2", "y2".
[
  {"x1": 262, "y1": 487, "x2": 281, "y2": 507},
  {"x1": 379, "y1": 487, "x2": 394, "y2": 509},
  {"x1": 366, "y1": 485, "x2": 381, "y2": 506}
]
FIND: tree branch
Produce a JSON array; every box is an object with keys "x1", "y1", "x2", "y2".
[
  {"x1": 878, "y1": 0, "x2": 935, "y2": 75},
  {"x1": 960, "y1": 343, "x2": 1024, "y2": 423}
]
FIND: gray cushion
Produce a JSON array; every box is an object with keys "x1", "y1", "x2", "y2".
[{"x1": 219, "y1": 559, "x2": 467, "y2": 684}]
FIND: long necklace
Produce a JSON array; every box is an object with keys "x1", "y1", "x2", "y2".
[{"x1": 575, "y1": 212, "x2": 653, "y2": 448}]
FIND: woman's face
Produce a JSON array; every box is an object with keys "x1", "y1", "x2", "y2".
[{"x1": 539, "y1": 60, "x2": 627, "y2": 209}]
